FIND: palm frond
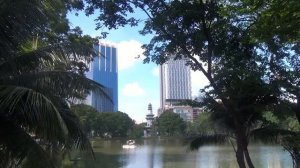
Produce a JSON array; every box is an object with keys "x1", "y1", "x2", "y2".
[
  {"x1": 188, "y1": 133, "x2": 228, "y2": 150},
  {"x1": 0, "y1": 71, "x2": 113, "y2": 103},
  {"x1": 0, "y1": 117, "x2": 55, "y2": 168},
  {"x1": 0, "y1": 41, "x2": 94, "y2": 75},
  {"x1": 0, "y1": 44, "x2": 67, "y2": 74},
  {"x1": 0, "y1": 84, "x2": 95, "y2": 164},
  {"x1": 59, "y1": 105, "x2": 94, "y2": 157},
  {"x1": 0, "y1": 85, "x2": 68, "y2": 142}
]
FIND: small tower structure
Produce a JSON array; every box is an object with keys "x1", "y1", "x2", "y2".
[
  {"x1": 146, "y1": 103, "x2": 154, "y2": 127},
  {"x1": 144, "y1": 103, "x2": 154, "y2": 137}
]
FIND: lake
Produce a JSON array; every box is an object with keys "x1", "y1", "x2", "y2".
[{"x1": 69, "y1": 138, "x2": 292, "y2": 168}]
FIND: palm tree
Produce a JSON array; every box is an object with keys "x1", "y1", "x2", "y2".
[{"x1": 0, "y1": 0, "x2": 110, "y2": 167}]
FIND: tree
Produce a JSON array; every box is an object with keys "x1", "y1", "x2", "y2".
[
  {"x1": 97, "y1": 112, "x2": 134, "y2": 138},
  {"x1": 71, "y1": 104, "x2": 99, "y2": 136},
  {"x1": 157, "y1": 111, "x2": 185, "y2": 136},
  {"x1": 81, "y1": 1, "x2": 300, "y2": 167},
  {"x1": 244, "y1": 2, "x2": 300, "y2": 166},
  {"x1": 184, "y1": 112, "x2": 216, "y2": 136},
  {"x1": 196, "y1": 112, "x2": 215, "y2": 133},
  {"x1": 70, "y1": 106, "x2": 135, "y2": 138},
  {"x1": 128, "y1": 123, "x2": 146, "y2": 139},
  {"x1": 75, "y1": 111, "x2": 135, "y2": 138},
  {"x1": 0, "y1": 1, "x2": 112, "y2": 167}
]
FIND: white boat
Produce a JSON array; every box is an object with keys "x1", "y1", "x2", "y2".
[{"x1": 122, "y1": 140, "x2": 136, "y2": 149}]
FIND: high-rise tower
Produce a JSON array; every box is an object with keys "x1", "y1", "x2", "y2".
[
  {"x1": 85, "y1": 42, "x2": 118, "y2": 112},
  {"x1": 159, "y1": 58, "x2": 192, "y2": 110}
]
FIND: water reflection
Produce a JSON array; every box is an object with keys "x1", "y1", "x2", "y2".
[
  {"x1": 254, "y1": 145, "x2": 289, "y2": 168},
  {"x1": 121, "y1": 145, "x2": 162, "y2": 168},
  {"x1": 196, "y1": 146, "x2": 238, "y2": 168},
  {"x1": 74, "y1": 139, "x2": 292, "y2": 168}
]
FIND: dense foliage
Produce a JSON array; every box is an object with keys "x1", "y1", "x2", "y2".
[
  {"x1": 185, "y1": 112, "x2": 215, "y2": 136},
  {"x1": 128, "y1": 123, "x2": 147, "y2": 139},
  {"x1": 72, "y1": 104, "x2": 135, "y2": 138},
  {"x1": 157, "y1": 111, "x2": 186, "y2": 136}
]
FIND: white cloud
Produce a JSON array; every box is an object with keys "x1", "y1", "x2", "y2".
[
  {"x1": 191, "y1": 70, "x2": 209, "y2": 96},
  {"x1": 122, "y1": 82, "x2": 145, "y2": 97},
  {"x1": 117, "y1": 40, "x2": 145, "y2": 71},
  {"x1": 152, "y1": 66, "x2": 159, "y2": 77}
]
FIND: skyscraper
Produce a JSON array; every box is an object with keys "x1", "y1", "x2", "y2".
[
  {"x1": 159, "y1": 58, "x2": 192, "y2": 110},
  {"x1": 85, "y1": 42, "x2": 118, "y2": 112}
]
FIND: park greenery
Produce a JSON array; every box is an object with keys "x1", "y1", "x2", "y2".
[
  {"x1": 71, "y1": 104, "x2": 186, "y2": 138},
  {"x1": 70, "y1": 104, "x2": 218, "y2": 139},
  {"x1": 1, "y1": 0, "x2": 300, "y2": 168}
]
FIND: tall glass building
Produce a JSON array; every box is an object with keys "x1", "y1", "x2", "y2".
[
  {"x1": 85, "y1": 42, "x2": 118, "y2": 112},
  {"x1": 159, "y1": 58, "x2": 192, "y2": 109}
]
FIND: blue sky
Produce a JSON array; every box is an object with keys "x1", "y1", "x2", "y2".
[{"x1": 68, "y1": 10, "x2": 208, "y2": 123}]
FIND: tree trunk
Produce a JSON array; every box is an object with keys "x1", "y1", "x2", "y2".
[
  {"x1": 295, "y1": 159, "x2": 300, "y2": 168},
  {"x1": 235, "y1": 142, "x2": 246, "y2": 168},
  {"x1": 295, "y1": 95, "x2": 300, "y2": 124},
  {"x1": 239, "y1": 131, "x2": 255, "y2": 168},
  {"x1": 293, "y1": 152, "x2": 300, "y2": 168},
  {"x1": 235, "y1": 125, "x2": 247, "y2": 168},
  {"x1": 235, "y1": 134, "x2": 255, "y2": 168},
  {"x1": 243, "y1": 145, "x2": 255, "y2": 168},
  {"x1": 234, "y1": 114, "x2": 255, "y2": 168}
]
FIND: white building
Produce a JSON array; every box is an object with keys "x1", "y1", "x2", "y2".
[
  {"x1": 158, "y1": 58, "x2": 192, "y2": 114},
  {"x1": 172, "y1": 106, "x2": 193, "y2": 122}
]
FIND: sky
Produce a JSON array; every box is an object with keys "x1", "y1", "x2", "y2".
[{"x1": 67, "y1": 10, "x2": 209, "y2": 123}]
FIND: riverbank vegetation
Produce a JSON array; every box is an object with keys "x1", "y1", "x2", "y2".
[{"x1": 70, "y1": 104, "x2": 208, "y2": 139}]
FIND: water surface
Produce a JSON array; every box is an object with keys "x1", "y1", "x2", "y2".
[{"x1": 72, "y1": 138, "x2": 292, "y2": 168}]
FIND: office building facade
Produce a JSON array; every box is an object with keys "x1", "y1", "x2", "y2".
[
  {"x1": 159, "y1": 58, "x2": 192, "y2": 109},
  {"x1": 86, "y1": 42, "x2": 118, "y2": 112}
]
